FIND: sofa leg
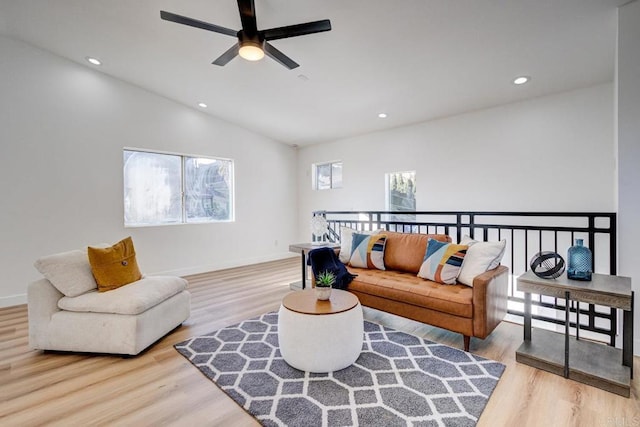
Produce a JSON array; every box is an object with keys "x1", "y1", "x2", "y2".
[{"x1": 463, "y1": 335, "x2": 470, "y2": 352}]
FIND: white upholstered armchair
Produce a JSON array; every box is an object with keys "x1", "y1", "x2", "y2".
[{"x1": 28, "y1": 246, "x2": 191, "y2": 356}]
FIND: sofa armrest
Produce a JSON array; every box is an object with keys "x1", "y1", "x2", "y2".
[
  {"x1": 471, "y1": 265, "x2": 509, "y2": 338},
  {"x1": 28, "y1": 278, "x2": 64, "y2": 350}
]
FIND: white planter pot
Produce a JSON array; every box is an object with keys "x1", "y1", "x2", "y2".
[{"x1": 315, "y1": 287, "x2": 332, "y2": 301}]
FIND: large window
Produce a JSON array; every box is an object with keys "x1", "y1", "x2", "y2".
[
  {"x1": 386, "y1": 171, "x2": 416, "y2": 211},
  {"x1": 124, "y1": 149, "x2": 233, "y2": 226},
  {"x1": 313, "y1": 161, "x2": 343, "y2": 190}
]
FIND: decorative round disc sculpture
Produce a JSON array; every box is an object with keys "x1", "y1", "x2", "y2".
[
  {"x1": 311, "y1": 215, "x2": 329, "y2": 239},
  {"x1": 530, "y1": 251, "x2": 565, "y2": 279}
]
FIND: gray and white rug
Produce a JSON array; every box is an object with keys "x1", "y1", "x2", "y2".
[{"x1": 175, "y1": 312, "x2": 505, "y2": 427}]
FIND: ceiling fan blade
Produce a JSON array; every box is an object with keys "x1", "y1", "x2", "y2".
[
  {"x1": 212, "y1": 44, "x2": 240, "y2": 66},
  {"x1": 263, "y1": 19, "x2": 331, "y2": 41},
  {"x1": 264, "y1": 42, "x2": 299, "y2": 70},
  {"x1": 237, "y1": 0, "x2": 257, "y2": 34},
  {"x1": 160, "y1": 11, "x2": 237, "y2": 37}
]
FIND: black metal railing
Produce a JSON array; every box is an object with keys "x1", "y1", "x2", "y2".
[{"x1": 312, "y1": 210, "x2": 618, "y2": 345}]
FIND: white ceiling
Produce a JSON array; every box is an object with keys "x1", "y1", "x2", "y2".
[{"x1": 0, "y1": 0, "x2": 625, "y2": 146}]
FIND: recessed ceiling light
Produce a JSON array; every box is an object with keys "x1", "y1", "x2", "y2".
[
  {"x1": 86, "y1": 56, "x2": 102, "y2": 66},
  {"x1": 513, "y1": 76, "x2": 530, "y2": 85},
  {"x1": 378, "y1": 113, "x2": 388, "y2": 119},
  {"x1": 198, "y1": 102, "x2": 208, "y2": 108}
]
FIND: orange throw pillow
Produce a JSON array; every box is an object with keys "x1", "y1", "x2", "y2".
[{"x1": 88, "y1": 237, "x2": 142, "y2": 292}]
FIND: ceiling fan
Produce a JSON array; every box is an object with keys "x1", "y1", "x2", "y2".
[{"x1": 160, "y1": 0, "x2": 331, "y2": 70}]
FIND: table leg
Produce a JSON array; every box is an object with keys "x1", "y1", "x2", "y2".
[
  {"x1": 524, "y1": 292, "x2": 531, "y2": 341},
  {"x1": 300, "y1": 252, "x2": 307, "y2": 290},
  {"x1": 564, "y1": 291, "x2": 570, "y2": 378},
  {"x1": 623, "y1": 291, "x2": 634, "y2": 378},
  {"x1": 574, "y1": 301, "x2": 579, "y2": 341}
]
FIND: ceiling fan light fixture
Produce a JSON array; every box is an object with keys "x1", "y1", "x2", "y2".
[{"x1": 239, "y1": 41, "x2": 264, "y2": 61}]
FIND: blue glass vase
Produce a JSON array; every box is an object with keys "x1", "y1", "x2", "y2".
[{"x1": 567, "y1": 239, "x2": 592, "y2": 281}]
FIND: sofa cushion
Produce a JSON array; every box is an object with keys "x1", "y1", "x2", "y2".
[
  {"x1": 384, "y1": 232, "x2": 452, "y2": 274},
  {"x1": 349, "y1": 233, "x2": 387, "y2": 270},
  {"x1": 58, "y1": 275, "x2": 187, "y2": 315},
  {"x1": 457, "y1": 236, "x2": 506, "y2": 287},
  {"x1": 34, "y1": 249, "x2": 98, "y2": 297},
  {"x1": 88, "y1": 237, "x2": 142, "y2": 292},
  {"x1": 347, "y1": 267, "x2": 473, "y2": 318},
  {"x1": 338, "y1": 227, "x2": 382, "y2": 264},
  {"x1": 418, "y1": 239, "x2": 468, "y2": 284}
]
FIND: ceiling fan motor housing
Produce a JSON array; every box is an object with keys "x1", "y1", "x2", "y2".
[{"x1": 238, "y1": 30, "x2": 264, "y2": 49}]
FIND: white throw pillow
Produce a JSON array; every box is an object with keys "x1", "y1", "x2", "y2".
[
  {"x1": 34, "y1": 249, "x2": 98, "y2": 297},
  {"x1": 338, "y1": 227, "x2": 381, "y2": 263},
  {"x1": 457, "y1": 236, "x2": 506, "y2": 287}
]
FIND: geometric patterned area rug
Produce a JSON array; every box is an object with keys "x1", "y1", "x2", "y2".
[{"x1": 175, "y1": 312, "x2": 505, "y2": 427}]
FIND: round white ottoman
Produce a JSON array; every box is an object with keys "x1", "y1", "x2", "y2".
[{"x1": 278, "y1": 289, "x2": 363, "y2": 373}]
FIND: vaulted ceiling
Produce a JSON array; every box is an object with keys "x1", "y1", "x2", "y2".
[{"x1": 0, "y1": 0, "x2": 626, "y2": 145}]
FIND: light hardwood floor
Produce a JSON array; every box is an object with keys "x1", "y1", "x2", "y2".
[{"x1": 1, "y1": 257, "x2": 638, "y2": 426}]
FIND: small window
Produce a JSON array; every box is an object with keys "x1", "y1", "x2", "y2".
[
  {"x1": 386, "y1": 171, "x2": 416, "y2": 211},
  {"x1": 124, "y1": 149, "x2": 234, "y2": 226},
  {"x1": 313, "y1": 161, "x2": 343, "y2": 190}
]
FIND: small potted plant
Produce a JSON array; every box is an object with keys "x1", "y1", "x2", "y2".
[{"x1": 315, "y1": 270, "x2": 335, "y2": 300}]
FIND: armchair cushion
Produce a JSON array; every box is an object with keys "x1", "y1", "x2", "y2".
[
  {"x1": 58, "y1": 275, "x2": 187, "y2": 315},
  {"x1": 34, "y1": 249, "x2": 98, "y2": 297}
]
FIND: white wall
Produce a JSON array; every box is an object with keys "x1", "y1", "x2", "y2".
[
  {"x1": 616, "y1": 1, "x2": 640, "y2": 355},
  {"x1": 0, "y1": 36, "x2": 298, "y2": 306},
  {"x1": 297, "y1": 83, "x2": 615, "y2": 239}
]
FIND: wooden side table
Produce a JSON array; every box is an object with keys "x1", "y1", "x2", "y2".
[
  {"x1": 515, "y1": 270, "x2": 634, "y2": 397},
  {"x1": 288, "y1": 243, "x2": 340, "y2": 289}
]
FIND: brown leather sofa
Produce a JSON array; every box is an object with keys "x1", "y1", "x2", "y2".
[{"x1": 344, "y1": 231, "x2": 509, "y2": 351}]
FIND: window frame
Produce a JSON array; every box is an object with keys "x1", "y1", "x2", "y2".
[
  {"x1": 385, "y1": 170, "x2": 416, "y2": 212},
  {"x1": 123, "y1": 148, "x2": 235, "y2": 227},
  {"x1": 312, "y1": 160, "x2": 343, "y2": 190}
]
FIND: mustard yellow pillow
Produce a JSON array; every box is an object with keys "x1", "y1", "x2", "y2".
[{"x1": 88, "y1": 237, "x2": 142, "y2": 292}]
